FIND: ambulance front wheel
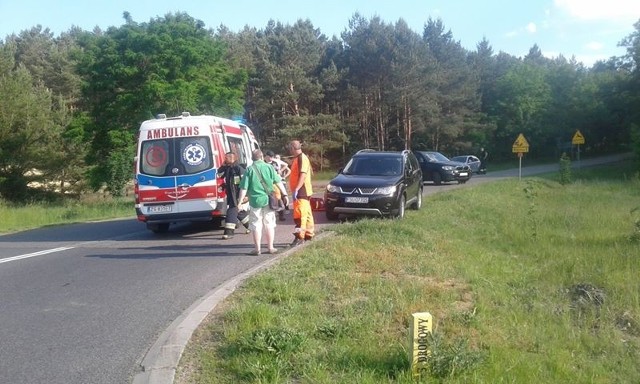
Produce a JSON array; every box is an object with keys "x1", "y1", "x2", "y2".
[{"x1": 147, "y1": 223, "x2": 170, "y2": 233}]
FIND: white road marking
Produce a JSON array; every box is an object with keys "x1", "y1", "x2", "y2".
[{"x1": 0, "y1": 246, "x2": 75, "y2": 264}]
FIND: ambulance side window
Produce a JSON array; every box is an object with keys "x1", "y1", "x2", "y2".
[
  {"x1": 140, "y1": 140, "x2": 170, "y2": 176},
  {"x1": 228, "y1": 137, "x2": 248, "y2": 166},
  {"x1": 179, "y1": 137, "x2": 211, "y2": 174}
]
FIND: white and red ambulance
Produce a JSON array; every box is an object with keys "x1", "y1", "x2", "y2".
[{"x1": 134, "y1": 112, "x2": 259, "y2": 233}]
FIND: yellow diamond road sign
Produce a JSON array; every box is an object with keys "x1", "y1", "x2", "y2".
[
  {"x1": 572, "y1": 130, "x2": 585, "y2": 145},
  {"x1": 512, "y1": 133, "x2": 529, "y2": 153}
]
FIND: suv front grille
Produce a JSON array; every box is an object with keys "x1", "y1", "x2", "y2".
[
  {"x1": 339, "y1": 187, "x2": 378, "y2": 195},
  {"x1": 358, "y1": 187, "x2": 377, "y2": 194}
]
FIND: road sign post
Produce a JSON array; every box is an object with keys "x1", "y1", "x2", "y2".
[
  {"x1": 512, "y1": 133, "x2": 530, "y2": 180},
  {"x1": 572, "y1": 130, "x2": 585, "y2": 168},
  {"x1": 518, "y1": 152, "x2": 523, "y2": 178}
]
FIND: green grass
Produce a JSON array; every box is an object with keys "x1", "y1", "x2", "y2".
[
  {"x1": 0, "y1": 195, "x2": 134, "y2": 234},
  {"x1": 176, "y1": 161, "x2": 640, "y2": 384},
  {"x1": 313, "y1": 169, "x2": 339, "y2": 182}
]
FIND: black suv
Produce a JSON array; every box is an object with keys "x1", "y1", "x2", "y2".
[
  {"x1": 413, "y1": 151, "x2": 472, "y2": 185},
  {"x1": 324, "y1": 150, "x2": 423, "y2": 220}
]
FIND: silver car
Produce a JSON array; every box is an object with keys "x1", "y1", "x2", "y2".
[{"x1": 451, "y1": 155, "x2": 484, "y2": 174}]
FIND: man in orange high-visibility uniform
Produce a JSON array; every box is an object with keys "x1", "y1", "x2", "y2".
[{"x1": 287, "y1": 140, "x2": 314, "y2": 247}]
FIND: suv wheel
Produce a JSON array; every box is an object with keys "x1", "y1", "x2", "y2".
[
  {"x1": 411, "y1": 189, "x2": 422, "y2": 210},
  {"x1": 395, "y1": 195, "x2": 406, "y2": 219},
  {"x1": 432, "y1": 172, "x2": 442, "y2": 185}
]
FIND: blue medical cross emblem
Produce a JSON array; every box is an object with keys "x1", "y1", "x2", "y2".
[{"x1": 183, "y1": 143, "x2": 206, "y2": 166}]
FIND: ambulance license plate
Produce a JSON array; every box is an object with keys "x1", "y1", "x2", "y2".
[{"x1": 148, "y1": 205, "x2": 172, "y2": 213}]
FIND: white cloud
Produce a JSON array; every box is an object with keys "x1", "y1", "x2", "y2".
[
  {"x1": 526, "y1": 22, "x2": 537, "y2": 33},
  {"x1": 505, "y1": 30, "x2": 518, "y2": 38},
  {"x1": 574, "y1": 53, "x2": 612, "y2": 67},
  {"x1": 554, "y1": 0, "x2": 640, "y2": 22},
  {"x1": 585, "y1": 41, "x2": 604, "y2": 50},
  {"x1": 505, "y1": 22, "x2": 537, "y2": 38},
  {"x1": 542, "y1": 49, "x2": 607, "y2": 67}
]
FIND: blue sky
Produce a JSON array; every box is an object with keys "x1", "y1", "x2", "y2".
[{"x1": 1, "y1": 0, "x2": 638, "y2": 67}]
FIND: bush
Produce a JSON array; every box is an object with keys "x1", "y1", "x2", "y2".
[{"x1": 558, "y1": 152, "x2": 572, "y2": 185}]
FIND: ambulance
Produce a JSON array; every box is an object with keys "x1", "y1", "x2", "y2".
[{"x1": 134, "y1": 112, "x2": 260, "y2": 233}]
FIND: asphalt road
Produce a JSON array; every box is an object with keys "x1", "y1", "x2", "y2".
[
  {"x1": 0, "y1": 153, "x2": 629, "y2": 384},
  {"x1": 0, "y1": 216, "x2": 329, "y2": 384}
]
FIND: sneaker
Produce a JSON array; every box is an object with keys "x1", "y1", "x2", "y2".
[
  {"x1": 245, "y1": 228, "x2": 251, "y2": 234},
  {"x1": 289, "y1": 238, "x2": 305, "y2": 247},
  {"x1": 222, "y1": 234, "x2": 229, "y2": 240},
  {"x1": 268, "y1": 248, "x2": 279, "y2": 254},
  {"x1": 248, "y1": 249, "x2": 261, "y2": 256}
]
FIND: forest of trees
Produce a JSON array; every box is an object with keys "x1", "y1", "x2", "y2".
[{"x1": 0, "y1": 12, "x2": 639, "y2": 201}]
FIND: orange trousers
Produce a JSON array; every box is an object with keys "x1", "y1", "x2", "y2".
[{"x1": 292, "y1": 198, "x2": 315, "y2": 240}]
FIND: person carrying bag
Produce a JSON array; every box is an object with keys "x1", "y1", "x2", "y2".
[
  {"x1": 237, "y1": 150, "x2": 284, "y2": 255},
  {"x1": 255, "y1": 165, "x2": 283, "y2": 211}
]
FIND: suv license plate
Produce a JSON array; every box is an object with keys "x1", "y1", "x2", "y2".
[
  {"x1": 345, "y1": 196, "x2": 368, "y2": 203},
  {"x1": 148, "y1": 205, "x2": 172, "y2": 213},
  {"x1": 459, "y1": 172, "x2": 468, "y2": 177}
]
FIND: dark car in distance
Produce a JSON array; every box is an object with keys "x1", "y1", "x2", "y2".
[
  {"x1": 324, "y1": 149, "x2": 423, "y2": 220},
  {"x1": 413, "y1": 151, "x2": 472, "y2": 185}
]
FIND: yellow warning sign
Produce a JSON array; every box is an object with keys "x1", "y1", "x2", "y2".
[
  {"x1": 512, "y1": 133, "x2": 529, "y2": 153},
  {"x1": 572, "y1": 130, "x2": 585, "y2": 145}
]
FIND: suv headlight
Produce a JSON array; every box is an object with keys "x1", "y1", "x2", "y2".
[
  {"x1": 442, "y1": 165, "x2": 454, "y2": 171},
  {"x1": 376, "y1": 186, "x2": 397, "y2": 195},
  {"x1": 326, "y1": 184, "x2": 340, "y2": 193}
]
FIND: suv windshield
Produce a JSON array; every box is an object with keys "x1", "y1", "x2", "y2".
[{"x1": 344, "y1": 156, "x2": 403, "y2": 176}]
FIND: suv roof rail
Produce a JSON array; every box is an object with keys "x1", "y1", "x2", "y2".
[{"x1": 356, "y1": 149, "x2": 376, "y2": 154}]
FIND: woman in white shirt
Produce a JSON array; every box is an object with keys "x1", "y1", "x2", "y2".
[{"x1": 265, "y1": 150, "x2": 291, "y2": 220}]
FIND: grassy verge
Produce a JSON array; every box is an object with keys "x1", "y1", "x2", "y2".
[
  {"x1": 0, "y1": 195, "x2": 133, "y2": 234},
  {"x1": 176, "y1": 162, "x2": 640, "y2": 383}
]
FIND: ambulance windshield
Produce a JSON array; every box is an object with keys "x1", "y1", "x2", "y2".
[{"x1": 140, "y1": 137, "x2": 212, "y2": 176}]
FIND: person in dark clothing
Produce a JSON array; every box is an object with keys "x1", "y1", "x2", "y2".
[
  {"x1": 217, "y1": 152, "x2": 250, "y2": 239},
  {"x1": 479, "y1": 147, "x2": 488, "y2": 174}
]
